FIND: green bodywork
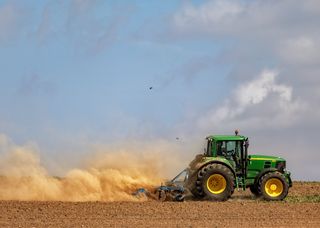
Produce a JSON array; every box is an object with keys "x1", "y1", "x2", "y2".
[{"x1": 187, "y1": 135, "x2": 292, "y2": 190}]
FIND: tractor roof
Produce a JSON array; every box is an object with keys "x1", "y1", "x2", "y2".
[{"x1": 206, "y1": 135, "x2": 248, "y2": 141}]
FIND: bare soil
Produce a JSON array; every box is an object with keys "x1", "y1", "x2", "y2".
[{"x1": 0, "y1": 181, "x2": 319, "y2": 227}]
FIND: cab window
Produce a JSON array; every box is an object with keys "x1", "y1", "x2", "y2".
[
  {"x1": 216, "y1": 141, "x2": 226, "y2": 156},
  {"x1": 216, "y1": 141, "x2": 240, "y2": 157}
]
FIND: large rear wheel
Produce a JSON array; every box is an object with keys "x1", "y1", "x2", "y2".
[
  {"x1": 258, "y1": 172, "x2": 289, "y2": 201},
  {"x1": 190, "y1": 185, "x2": 204, "y2": 199},
  {"x1": 198, "y1": 164, "x2": 234, "y2": 201}
]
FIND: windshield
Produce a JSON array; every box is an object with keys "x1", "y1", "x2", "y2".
[{"x1": 204, "y1": 139, "x2": 211, "y2": 156}]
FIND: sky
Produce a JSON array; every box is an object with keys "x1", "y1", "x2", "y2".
[{"x1": 0, "y1": 0, "x2": 320, "y2": 180}]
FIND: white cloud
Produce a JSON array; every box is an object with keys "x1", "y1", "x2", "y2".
[
  {"x1": 236, "y1": 70, "x2": 292, "y2": 107},
  {"x1": 174, "y1": 0, "x2": 243, "y2": 30},
  {"x1": 173, "y1": 0, "x2": 320, "y2": 48},
  {"x1": 198, "y1": 69, "x2": 302, "y2": 130}
]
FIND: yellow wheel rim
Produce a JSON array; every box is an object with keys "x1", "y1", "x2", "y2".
[
  {"x1": 264, "y1": 178, "x2": 283, "y2": 197},
  {"x1": 206, "y1": 174, "x2": 226, "y2": 194}
]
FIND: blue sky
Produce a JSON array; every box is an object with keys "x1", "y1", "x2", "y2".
[
  {"x1": 0, "y1": 0, "x2": 227, "y2": 144},
  {"x1": 1, "y1": 0, "x2": 320, "y2": 180}
]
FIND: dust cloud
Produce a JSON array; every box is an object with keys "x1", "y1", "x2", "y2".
[{"x1": 0, "y1": 134, "x2": 186, "y2": 201}]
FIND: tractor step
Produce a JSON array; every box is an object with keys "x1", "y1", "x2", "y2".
[{"x1": 236, "y1": 176, "x2": 246, "y2": 191}]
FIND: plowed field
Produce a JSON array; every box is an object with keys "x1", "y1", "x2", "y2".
[{"x1": 0, "y1": 182, "x2": 319, "y2": 227}]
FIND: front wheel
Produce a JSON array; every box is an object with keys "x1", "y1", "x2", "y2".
[{"x1": 258, "y1": 172, "x2": 289, "y2": 201}]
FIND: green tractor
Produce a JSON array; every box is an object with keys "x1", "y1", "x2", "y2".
[{"x1": 185, "y1": 131, "x2": 292, "y2": 201}]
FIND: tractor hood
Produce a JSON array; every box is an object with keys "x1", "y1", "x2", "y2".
[{"x1": 248, "y1": 154, "x2": 286, "y2": 162}]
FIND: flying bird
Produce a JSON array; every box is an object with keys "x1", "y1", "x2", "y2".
[{"x1": 149, "y1": 86, "x2": 153, "y2": 90}]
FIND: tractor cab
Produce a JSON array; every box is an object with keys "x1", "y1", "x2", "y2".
[{"x1": 204, "y1": 135, "x2": 249, "y2": 176}]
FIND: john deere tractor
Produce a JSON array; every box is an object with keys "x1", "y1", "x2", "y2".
[{"x1": 185, "y1": 131, "x2": 292, "y2": 201}]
